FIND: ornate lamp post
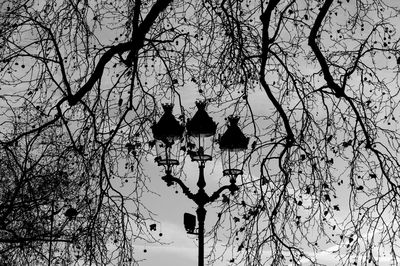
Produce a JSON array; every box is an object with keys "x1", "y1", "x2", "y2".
[{"x1": 152, "y1": 102, "x2": 249, "y2": 266}]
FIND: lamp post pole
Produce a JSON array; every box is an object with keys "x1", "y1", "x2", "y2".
[
  {"x1": 152, "y1": 102, "x2": 249, "y2": 266},
  {"x1": 197, "y1": 205, "x2": 206, "y2": 266},
  {"x1": 196, "y1": 163, "x2": 206, "y2": 266}
]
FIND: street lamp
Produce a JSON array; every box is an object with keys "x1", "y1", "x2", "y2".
[
  {"x1": 152, "y1": 101, "x2": 248, "y2": 266},
  {"x1": 186, "y1": 101, "x2": 217, "y2": 162},
  {"x1": 151, "y1": 104, "x2": 185, "y2": 168},
  {"x1": 219, "y1": 116, "x2": 249, "y2": 177}
]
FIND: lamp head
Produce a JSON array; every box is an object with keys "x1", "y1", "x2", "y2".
[
  {"x1": 152, "y1": 104, "x2": 185, "y2": 167},
  {"x1": 186, "y1": 101, "x2": 217, "y2": 162},
  {"x1": 219, "y1": 116, "x2": 249, "y2": 176}
]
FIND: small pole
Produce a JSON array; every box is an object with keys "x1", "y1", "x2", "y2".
[{"x1": 197, "y1": 162, "x2": 206, "y2": 190}]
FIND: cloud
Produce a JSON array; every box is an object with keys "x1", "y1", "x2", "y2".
[{"x1": 299, "y1": 243, "x2": 396, "y2": 266}]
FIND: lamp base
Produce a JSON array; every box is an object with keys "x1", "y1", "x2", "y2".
[
  {"x1": 161, "y1": 172, "x2": 174, "y2": 186},
  {"x1": 223, "y1": 169, "x2": 243, "y2": 176}
]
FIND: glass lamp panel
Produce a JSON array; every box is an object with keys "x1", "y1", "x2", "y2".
[
  {"x1": 221, "y1": 149, "x2": 245, "y2": 176},
  {"x1": 155, "y1": 138, "x2": 181, "y2": 166},
  {"x1": 187, "y1": 134, "x2": 214, "y2": 162}
]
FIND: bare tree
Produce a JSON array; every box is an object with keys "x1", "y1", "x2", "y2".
[
  {"x1": 1, "y1": 0, "x2": 400, "y2": 265},
  {"x1": 0, "y1": 0, "x2": 173, "y2": 264},
  {"x1": 204, "y1": 0, "x2": 400, "y2": 265}
]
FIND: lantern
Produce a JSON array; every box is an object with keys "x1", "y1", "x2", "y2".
[
  {"x1": 151, "y1": 104, "x2": 185, "y2": 167},
  {"x1": 186, "y1": 101, "x2": 217, "y2": 162},
  {"x1": 219, "y1": 116, "x2": 249, "y2": 176}
]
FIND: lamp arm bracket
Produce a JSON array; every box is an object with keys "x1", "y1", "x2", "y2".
[
  {"x1": 209, "y1": 183, "x2": 238, "y2": 203},
  {"x1": 162, "y1": 173, "x2": 196, "y2": 200}
]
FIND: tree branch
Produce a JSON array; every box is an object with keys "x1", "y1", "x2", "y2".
[
  {"x1": 259, "y1": 0, "x2": 294, "y2": 144},
  {"x1": 69, "y1": 0, "x2": 174, "y2": 106},
  {"x1": 308, "y1": 0, "x2": 345, "y2": 97}
]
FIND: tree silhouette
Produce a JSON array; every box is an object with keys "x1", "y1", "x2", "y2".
[{"x1": 1, "y1": 0, "x2": 400, "y2": 265}]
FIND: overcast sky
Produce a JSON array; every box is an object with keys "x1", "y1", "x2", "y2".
[{"x1": 2, "y1": 0, "x2": 399, "y2": 264}]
